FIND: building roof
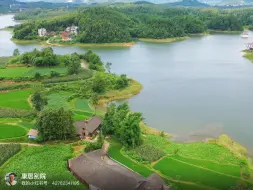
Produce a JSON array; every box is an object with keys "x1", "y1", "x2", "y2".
[
  {"x1": 68, "y1": 149, "x2": 145, "y2": 190},
  {"x1": 27, "y1": 129, "x2": 39, "y2": 137},
  {"x1": 137, "y1": 173, "x2": 169, "y2": 190},
  {"x1": 74, "y1": 116, "x2": 102, "y2": 135}
]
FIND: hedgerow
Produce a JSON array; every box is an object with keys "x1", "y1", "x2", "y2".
[{"x1": 0, "y1": 108, "x2": 36, "y2": 118}]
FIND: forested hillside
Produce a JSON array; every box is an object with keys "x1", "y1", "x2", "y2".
[{"x1": 13, "y1": 4, "x2": 249, "y2": 43}]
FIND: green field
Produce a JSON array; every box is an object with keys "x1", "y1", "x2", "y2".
[
  {"x1": 0, "y1": 145, "x2": 87, "y2": 190},
  {"x1": 75, "y1": 99, "x2": 93, "y2": 112},
  {"x1": 111, "y1": 135, "x2": 253, "y2": 190},
  {"x1": 144, "y1": 135, "x2": 241, "y2": 165},
  {"x1": 0, "y1": 124, "x2": 27, "y2": 139},
  {"x1": 46, "y1": 93, "x2": 95, "y2": 121},
  {"x1": 154, "y1": 156, "x2": 250, "y2": 190},
  {"x1": 0, "y1": 89, "x2": 33, "y2": 110},
  {"x1": 172, "y1": 155, "x2": 241, "y2": 177},
  {"x1": 0, "y1": 67, "x2": 67, "y2": 78}
]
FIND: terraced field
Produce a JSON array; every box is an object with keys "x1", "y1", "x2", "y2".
[
  {"x1": 0, "y1": 89, "x2": 33, "y2": 110},
  {"x1": 109, "y1": 136, "x2": 253, "y2": 190}
]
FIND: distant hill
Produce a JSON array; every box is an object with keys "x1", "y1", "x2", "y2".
[{"x1": 165, "y1": 0, "x2": 209, "y2": 7}]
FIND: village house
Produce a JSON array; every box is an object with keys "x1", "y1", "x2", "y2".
[
  {"x1": 38, "y1": 28, "x2": 47, "y2": 37},
  {"x1": 27, "y1": 129, "x2": 39, "y2": 139},
  {"x1": 66, "y1": 25, "x2": 78, "y2": 35},
  {"x1": 68, "y1": 149, "x2": 169, "y2": 190},
  {"x1": 61, "y1": 31, "x2": 71, "y2": 41},
  {"x1": 74, "y1": 116, "x2": 102, "y2": 139}
]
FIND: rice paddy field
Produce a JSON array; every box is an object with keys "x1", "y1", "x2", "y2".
[
  {"x1": 0, "y1": 89, "x2": 33, "y2": 110},
  {"x1": 0, "y1": 124, "x2": 27, "y2": 139},
  {"x1": 0, "y1": 145, "x2": 87, "y2": 190},
  {"x1": 46, "y1": 92, "x2": 95, "y2": 121},
  {"x1": 0, "y1": 67, "x2": 67, "y2": 78}
]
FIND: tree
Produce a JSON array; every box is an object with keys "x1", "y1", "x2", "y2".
[
  {"x1": 105, "y1": 62, "x2": 112, "y2": 73},
  {"x1": 116, "y1": 74, "x2": 129, "y2": 89},
  {"x1": 120, "y1": 112, "x2": 142, "y2": 148},
  {"x1": 101, "y1": 103, "x2": 116, "y2": 135},
  {"x1": 13, "y1": 48, "x2": 20, "y2": 56},
  {"x1": 37, "y1": 108, "x2": 75, "y2": 141},
  {"x1": 67, "y1": 53, "x2": 81, "y2": 75},
  {"x1": 113, "y1": 102, "x2": 130, "y2": 137},
  {"x1": 31, "y1": 91, "x2": 48, "y2": 111}
]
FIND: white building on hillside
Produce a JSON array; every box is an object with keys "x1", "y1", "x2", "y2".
[
  {"x1": 66, "y1": 25, "x2": 78, "y2": 35},
  {"x1": 38, "y1": 28, "x2": 47, "y2": 37}
]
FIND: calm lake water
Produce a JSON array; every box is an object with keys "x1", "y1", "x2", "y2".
[{"x1": 1, "y1": 15, "x2": 253, "y2": 154}]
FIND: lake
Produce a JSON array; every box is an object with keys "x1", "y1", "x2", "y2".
[{"x1": 1, "y1": 15, "x2": 253, "y2": 154}]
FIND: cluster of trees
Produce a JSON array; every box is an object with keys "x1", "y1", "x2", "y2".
[
  {"x1": 102, "y1": 103, "x2": 142, "y2": 148},
  {"x1": 80, "y1": 50, "x2": 104, "y2": 72},
  {"x1": 208, "y1": 15, "x2": 243, "y2": 31},
  {"x1": 10, "y1": 48, "x2": 82, "y2": 75},
  {"x1": 11, "y1": 47, "x2": 59, "y2": 67},
  {"x1": 91, "y1": 72, "x2": 129, "y2": 94}
]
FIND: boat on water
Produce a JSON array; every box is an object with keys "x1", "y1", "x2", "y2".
[{"x1": 241, "y1": 31, "x2": 249, "y2": 38}]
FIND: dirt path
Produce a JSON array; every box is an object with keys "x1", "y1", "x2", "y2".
[{"x1": 0, "y1": 142, "x2": 42, "y2": 146}]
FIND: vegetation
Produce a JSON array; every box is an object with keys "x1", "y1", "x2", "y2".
[
  {"x1": 0, "y1": 144, "x2": 21, "y2": 166},
  {"x1": 31, "y1": 91, "x2": 48, "y2": 111},
  {"x1": 0, "y1": 145, "x2": 85, "y2": 190}
]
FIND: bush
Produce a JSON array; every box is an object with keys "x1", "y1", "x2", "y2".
[
  {"x1": 50, "y1": 70, "x2": 60, "y2": 78},
  {"x1": 0, "y1": 144, "x2": 21, "y2": 166},
  {"x1": 84, "y1": 142, "x2": 102, "y2": 153}
]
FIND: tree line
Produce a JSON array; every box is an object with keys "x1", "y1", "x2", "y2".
[{"x1": 13, "y1": 5, "x2": 247, "y2": 43}]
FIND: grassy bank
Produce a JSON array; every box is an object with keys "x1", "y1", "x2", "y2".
[
  {"x1": 242, "y1": 50, "x2": 253, "y2": 62},
  {"x1": 11, "y1": 38, "x2": 42, "y2": 44},
  {"x1": 188, "y1": 33, "x2": 210, "y2": 36},
  {"x1": 42, "y1": 41, "x2": 136, "y2": 48},
  {"x1": 139, "y1": 37, "x2": 189, "y2": 43},
  {"x1": 97, "y1": 79, "x2": 143, "y2": 107},
  {"x1": 0, "y1": 27, "x2": 14, "y2": 32},
  {"x1": 208, "y1": 29, "x2": 242, "y2": 34}
]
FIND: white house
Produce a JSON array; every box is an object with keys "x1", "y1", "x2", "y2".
[
  {"x1": 38, "y1": 28, "x2": 47, "y2": 37},
  {"x1": 28, "y1": 129, "x2": 39, "y2": 139},
  {"x1": 66, "y1": 25, "x2": 78, "y2": 35}
]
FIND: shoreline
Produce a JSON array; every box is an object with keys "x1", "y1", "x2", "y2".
[
  {"x1": 138, "y1": 36, "x2": 189, "y2": 43},
  {"x1": 242, "y1": 49, "x2": 253, "y2": 62},
  {"x1": 208, "y1": 29, "x2": 242, "y2": 34}
]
